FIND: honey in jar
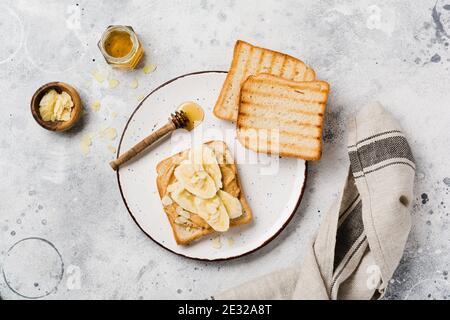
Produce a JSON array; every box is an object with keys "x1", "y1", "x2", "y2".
[{"x1": 98, "y1": 25, "x2": 144, "y2": 69}]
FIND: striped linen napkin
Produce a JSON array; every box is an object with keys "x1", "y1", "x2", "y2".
[{"x1": 217, "y1": 102, "x2": 415, "y2": 300}]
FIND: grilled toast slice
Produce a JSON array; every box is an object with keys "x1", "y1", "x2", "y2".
[
  {"x1": 156, "y1": 141, "x2": 252, "y2": 245},
  {"x1": 213, "y1": 40, "x2": 316, "y2": 121},
  {"x1": 236, "y1": 74, "x2": 329, "y2": 160}
]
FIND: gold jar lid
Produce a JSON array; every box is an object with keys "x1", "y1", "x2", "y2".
[{"x1": 98, "y1": 25, "x2": 144, "y2": 69}]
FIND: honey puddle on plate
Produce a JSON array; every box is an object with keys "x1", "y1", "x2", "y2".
[{"x1": 178, "y1": 102, "x2": 204, "y2": 131}]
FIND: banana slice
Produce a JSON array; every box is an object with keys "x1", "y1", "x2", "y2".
[
  {"x1": 39, "y1": 89, "x2": 58, "y2": 121},
  {"x1": 194, "y1": 196, "x2": 230, "y2": 232},
  {"x1": 218, "y1": 190, "x2": 243, "y2": 219},
  {"x1": 168, "y1": 182, "x2": 197, "y2": 214},
  {"x1": 174, "y1": 160, "x2": 217, "y2": 199},
  {"x1": 39, "y1": 105, "x2": 55, "y2": 122},
  {"x1": 190, "y1": 145, "x2": 222, "y2": 189}
]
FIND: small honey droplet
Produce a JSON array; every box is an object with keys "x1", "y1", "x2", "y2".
[
  {"x1": 211, "y1": 236, "x2": 222, "y2": 249},
  {"x1": 143, "y1": 64, "x2": 157, "y2": 74},
  {"x1": 108, "y1": 79, "x2": 120, "y2": 89},
  {"x1": 91, "y1": 70, "x2": 105, "y2": 83},
  {"x1": 100, "y1": 127, "x2": 117, "y2": 140},
  {"x1": 129, "y1": 78, "x2": 139, "y2": 89},
  {"x1": 80, "y1": 134, "x2": 93, "y2": 155},
  {"x1": 91, "y1": 100, "x2": 101, "y2": 112}
]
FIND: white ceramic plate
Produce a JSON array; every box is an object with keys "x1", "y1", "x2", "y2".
[{"x1": 117, "y1": 71, "x2": 307, "y2": 260}]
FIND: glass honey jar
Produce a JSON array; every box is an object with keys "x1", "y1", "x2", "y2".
[{"x1": 98, "y1": 25, "x2": 144, "y2": 69}]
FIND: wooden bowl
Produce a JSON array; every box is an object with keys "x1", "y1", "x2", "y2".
[{"x1": 31, "y1": 82, "x2": 82, "y2": 131}]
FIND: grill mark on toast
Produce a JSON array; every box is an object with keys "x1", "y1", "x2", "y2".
[
  {"x1": 237, "y1": 116, "x2": 322, "y2": 139},
  {"x1": 283, "y1": 58, "x2": 296, "y2": 79},
  {"x1": 247, "y1": 48, "x2": 264, "y2": 82},
  {"x1": 255, "y1": 48, "x2": 265, "y2": 74},
  {"x1": 242, "y1": 86, "x2": 327, "y2": 100},
  {"x1": 232, "y1": 46, "x2": 253, "y2": 120},
  {"x1": 239, "y1": 102, "x2": 324, "y2": 118},
  {"x1": 279, "y1": 55, "x2": 287, "y2": 77},
  {"x1": 246, "y1": 77, "x2": 329, "y2": 93},
  {"x1": 238, "y1": 111, "x2": 322, "y2": 129},
  {"x1": 241, "y1": 90, "x2": 327, "y2": 105},
  {"x1": 268, "y1": 52, "x2": 276, "y2": 74},
  {"x1": 305, "y1": 68, "x2": 316, "y2": 80},
  {"x1": 259, "y1": 51, "x2": 273, "y2": 74},
  {"x1": 247, "y1": 77, "x2": 329, "y2": 92},
  {"x1": 294, "y1": 62, "x2": 307, "y2": 81},
  {"x1": 273, "y1": 54, "x2": 286, "y2": 76},
  {"x1": 243, "y1": 46, "x2": 253, "y2": 83},
  {"x1": 287, "y1": 84, "x2": 328, "y2": 93}
]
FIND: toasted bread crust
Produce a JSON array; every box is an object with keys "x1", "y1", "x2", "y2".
[
  {"x1": 213, "y1": 40, "x2": 316, "y2": 121},
  {"x1": 156, "y1": 141, "x2": 252, "y2": 245},
  {"x1": 236, "y1": 74, "x2": 329, "y2": 160}
]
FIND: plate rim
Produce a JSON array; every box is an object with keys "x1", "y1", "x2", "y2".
[{"x1": 116, "y1": 70, "x2": 308, "y2": 261}]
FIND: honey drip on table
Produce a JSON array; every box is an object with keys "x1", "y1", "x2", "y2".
[{"x1": 178, "y1": 102, "x2": 204, "y2": 131}]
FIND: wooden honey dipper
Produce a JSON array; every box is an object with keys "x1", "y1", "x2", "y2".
[{"x1": 109, "y1": 110, "x2": 189, "y2": 171}]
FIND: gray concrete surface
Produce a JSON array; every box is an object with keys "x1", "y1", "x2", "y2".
[{"x1": 0, "y1": 0, "x2": 449, "y2": 300}]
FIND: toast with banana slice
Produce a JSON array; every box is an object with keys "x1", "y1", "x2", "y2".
[
  {"x1": 213, "y1": 40, "x2": 316, "y2": 121},
  {"x1": 237, "y1": 74, "x2": 330, "y2": 160},
  {"x1": 156, "y1": 141, "x2": 252, "y2": 245}
]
